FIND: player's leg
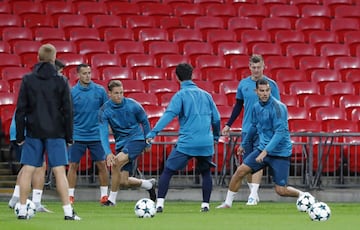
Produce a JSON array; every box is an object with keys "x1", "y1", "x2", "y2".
[
  {"x1": 104, "y1": 161, "x2": 121, "y2": 206},
  {"x1": 46, "y1": 138, "x2": 80, "y2": 220},
  {"x1": 89, "y1": 141, "x2": 109, "y2": 204},
  {"x1": 270, "y1": 156, "x2": 304, "y2": 198},
  {"x1": 196, "y1": 156, "x2": 216, "y2": 212},
  {"x1": 31, "y1": 161, "x2": 52, "y2": 212},
  {"x1": 217, "y1": 149, "x2": 261, "y2": 208},
  {"x1": 16, "y1": 137, "x2": 43, "y2": 219},
  {"x1": 8, "y1": 141, "x2": 23, "y2": 208},
  {"x1": 66, "y1": 142, "x2": 86, "y2": 204},
  {"x1": 244, "y1": 134, "x2": 261, "y2": 205},
  {"x1": 156, "y1": 150, "x2": 190, "y2": 212}
]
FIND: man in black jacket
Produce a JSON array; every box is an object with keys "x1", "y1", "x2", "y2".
[{"x1": 15, "y1": 44, "x2": 80, "y2": 220}]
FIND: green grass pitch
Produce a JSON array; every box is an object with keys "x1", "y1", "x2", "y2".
[{"x1": 1, "y1": 201, "x2": 358, "y2": 230}]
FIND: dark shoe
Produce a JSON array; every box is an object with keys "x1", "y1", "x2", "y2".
[
  {"x1": 102, "y1": 200, "x2": 115, "y2": 207},
  {"x1": 64, "y1": 211, "x2": 81, "y2": 220},
  {"x1": 200, "y1": 207, "x2": 209, "y2": 212},
  {"x1": 156, "y1": 206, "x2": 163, "y2": 213},
  {"x1": 17, "y1": 215, "x2": 27, "y2": 220},
  {"x1": 147, "y1": 179, "x2": 157, "y2": 202}
]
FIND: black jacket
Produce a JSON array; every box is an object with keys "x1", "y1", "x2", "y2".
[{"x1": 15, "y1": 62, "x2": 73, "y2": 144}]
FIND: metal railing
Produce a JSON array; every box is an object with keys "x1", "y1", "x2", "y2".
[{"x1": 55, "y1": 132, "x2": 360, "y2": 190}]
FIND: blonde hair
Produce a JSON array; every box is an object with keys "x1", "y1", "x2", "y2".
[
  {"x1": 107, "y1": 80, "x2": 123, "y2": 91},
  {"x1": 38, "y1": 44, "x2": 56, "y2": 63}
]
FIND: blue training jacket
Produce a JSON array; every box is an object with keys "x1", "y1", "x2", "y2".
[
  {"x1": 242, "y1": 95, "x2": 292, "y2": 157},
  {"x1": 146, "y1": 80, "x2": 221, "y2": 157},
  {"x1": 236, "y1": 76, "x2": 280, "y2": 133},
  {"x1": 71, "y1": 81, "x2": 108, "y2": 141},
  {"x1": 99, "y1": 97, "x2": 151, "y2": 155}
]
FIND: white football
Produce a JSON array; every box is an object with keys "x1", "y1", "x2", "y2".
[
  {"x1": 296, "y1": 192, "x2": 316, "y2": 212},
  {"x1": 134, "y1": 198, "x2": 156, "y2": 218},
  {"x1": 14, "y1": 199, "x2": 36, "y2": 219},
  {"x1": 308, "y1": 202, "x2": 331, "y2": 221}
]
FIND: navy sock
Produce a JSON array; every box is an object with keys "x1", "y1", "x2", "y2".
[
  {"x1": 157, "y1": 167, "x2": 175, "y2": 198},
  {"x1": 201, "y1": 169, "x2": 212, "y2": 203}
]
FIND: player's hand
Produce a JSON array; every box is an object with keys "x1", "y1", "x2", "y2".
[
  {"x1": 221, "y1": 125, "x2": 230, "y2": 136},
  {"x1": 237, "y1": 146, "x2": 245, "y2": 156},
  {"x1": 106, "y1": 154, "x2": 115, "y2": 167},
  {"x1": 256, "y1": 150, "x2": 267, "y2": 163}
]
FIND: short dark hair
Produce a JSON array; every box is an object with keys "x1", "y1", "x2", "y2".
[
  {"x1": 55, "y1": 59, "x2": 65, "y2": 71},
  {"x1": 256, "y1": 78, "x2": 269, "y2": 89},
  {"x1": 76, "y1": 63, "x2": 90, "y2": 73},
  {"x1": 175, "y1": 63, "x2": 193, "y2": 81},
  {"x1": 107, "y1": 80, "x2": 123, "y2": 91},
  {"x1": 250, "y1": 54, "x2": 264, "y2": 64}
]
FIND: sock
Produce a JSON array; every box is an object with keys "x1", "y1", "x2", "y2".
[
  {"x1": 201, "y1": 202, "x2": 209, "y2": 209},
  {"x1": 224, "y1": 190, "x2": 237, "y2": 207},
  {"x1": 100, "y1": 186, "x2": 108, "y2": 197},
  {"x1": 201, "y1": 169, "x2": 212, "y2": 203},
  {"x1": 249, "y1": 183, "x2": 259, "y2": 199},
  {"x1": 158, "y1": 167, "x2": 175, "y2": 198},
  {"x1": 32, "y1": 189, "x2": 43, "y2": 204},
  {"x1": 156, "y1": 198, "x2": 164, "y2": 208},
  {"x1": 108, "y1": 191, "x2": 118, "y2": 204},
  {"x1": 13, "y1": 185, "x2": 20, "y2": 197},
  {"x1": 247, "y1": 182, "x2": 252, "y2": 191},
  {"x1": 68, "y1": 188, "x2": 75, "y2": 197},
  {"x1": 63, "y1": 204, "x2": 73, "y2": 217},
  {"x1": 140, "y1": 180, "x2": 152, "y2": 190}
]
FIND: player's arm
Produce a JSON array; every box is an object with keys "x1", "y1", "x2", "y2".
[{"x1": 222, "y1": 99, "x2": 244, "y2": 135}]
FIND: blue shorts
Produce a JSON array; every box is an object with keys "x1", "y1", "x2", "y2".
[
  {"x1": 243, "y1": 149, "x2": 290, "y2": 186},
  {"x1": 116, "y1": 140, "x2": 147, "y2": 173},
  {"x1": 21, "y1": 137, "x2": 68, "y2": 168},
  {"x1": 10, "y1": 141, "x2": 22, "y2": 162},
  {"x1": 242, "y1": 132, "x2": 259, "y2": 159},
  {"x1": 165, "y1": 148, "x2": 216, "y2": 172},
  {"x1": 68, "y1": 141, "x2": 106, "y2": 163}
]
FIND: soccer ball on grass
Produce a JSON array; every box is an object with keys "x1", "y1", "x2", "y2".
[
  {"x1": 134, "y1": 198, "x2": 156, "y2": 218},
  {"x1": 14, "y1": 199, "x2": 36, "y2": 219},
  {"x1": 308, "y1": 202, "x2": 331, "y2": 221},
  {"x1": 296, "y1": 192, "x2": 316, "y2": 212}
]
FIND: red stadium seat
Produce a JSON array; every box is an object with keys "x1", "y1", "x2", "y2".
[
  {"x1": 0, "y1": 54, "x2": 22, "y2": 72},
  {"x1": 237, "y1": 4, "x2": 269, "y2": 27},
  {"x1": 182, "y1": 41, "x2": 213, "y2": 64},
  {"x1": 298, "y1": 56, "x2": 330, "y2": 78},
  {"x1": 57, "y1": 14, "x2": 88, "y2": 30},
  {"x1": 1, "y1": 66, "x2": 30, "y2": 87},
  {"x1": 287, "y1": 81, "x2": 319, "y2": 102},
  {"x1": 261, "y1": 17, "x2": 292, "y2": 40},
  {"x1": 173, "y1": 2, "x2": 204, "y2": 28},
  {"x1": 294, "y1": 18, "x2": 326, "y2": 42},
  {"x1": 147, "y1": 80, "x2": 179, "y2": 100},
  {"x1": 287, "y1": 106, "x2": 310, "y2": 121},
  {"x1": 194, "y1": 55, "x2": 225, "y2": 71},
  {"x1": 12, "y1": 1, "x2": 43, "y2": 16},
  {"x1": 310, "y1": 69, "x2": 341, "y2": 88},
  {"x1": 264, "y1": 56, "x2": 295, "y2": 77},
  {"x1": 125, "y1": 54, "x2": 155, "y2": 69},
  {"x1": 101, "y1": 67, "x2": 133, "y2": 81},
  {"x1": 125, "y1": 15, "x2": 156, "y2": 39},
  {"x1": 0, "y1": 41, "x2": 11, "y2": 54},
  {"x1": 338, "y1": 95, "x2": 360, "y2": 119},
  {"x1": 148, "y1": 41, "x2": 179, "y2": 66},
  {"x1": 106, "y1": 2, "x2": 140, "y2": 21},
  {"x1": 303, "y1": 95, "x2": 334, "y2": 119},
  {"x1": 22, "y1": 14, "x2": 53, "y2": 29},
  {"x1": 215, "y1": 42, "x2": 247, "y2": 57},
  {"x1": 134, "y1": 66, "x2": 167, "y2": 90},
  {"x1": 12, "y1": 41, "x2": 41, "y2": 56},
  {"x1": 333, "y1": 57, "x2": 360, "y2": 76},
  {"x1": 103, "y1": 28, "x2": 135, "y2": 47},
  {"x1": 308, "y1": 31, "x2": 339, "y2": 54},
  {"x1": 286, "y1": 43, "x2": 316, "y2": 67},
  {"x1": 44, "y1": 2, "x2": 75, "y2": 20},
  {"x1": 34, "y1": 28, "x2": 66, "y2": 43},
  {"x1": 159, "y1": 54, "x2": 190, "y2": 75},
  {"x1": 330, "y1": 18, "x2": 360, "y2": 42},
  {"x1": 48, "y1": 40, "x2": 77, "y2": 54},
  {"x1": 77, "y1": 41, "x2": 110, "y2": 56},
  {"x1": 193, "y1": 16, "x2": 225, "y2": 35},
  {"x1": 257, "y1": 0, "x2": 288, "y2": 8},
  {"x1": 323, "y1": 0, "x2": 354, "y2": 15},
  {"x1": 212, "y1": 93, "x2": 229, "y2": 106},
  {"x1": 334, "y1": 5, "x2": 360, "y2": 19},
  {"x1": 274, "y1": 69, "x2": 307, "y2": 90},
  {"x1": 342, "y1": 69, "x2": 360, "y2": 82},
  {"x1": 290, "y1": 0, "x2": 321, "y2": 10},
  {"x1": 274, "y1": 30, "x2": 305, "y2": 54},
  {"x1": 280, "y1": 94, "x2": 298, "y2": 107},
  {"x1": 205, "y1": 29, "x2": 237, "y2": 48},
  {"x1": 322, "y1": 82, "x2": 355, "y2": 106},
  {"x1": 300, "y1": 5, "x2": 331, "y2": 29},
  {"x1": 158, "y1": 92, "x2": 175, "y2": 106},
  {"x1": 241, "y1": 30, "x2": 271, "y2": 51},
  {"x1": 319, "y1": 44, "x2": 351, "y2": 67},
  {"x1": 121, "y1": 79, "x2": 146, "y2": 95},
  {"x1": 91, "y1": 15, "x2": 122, "y2": 37},
  {"x1": 67, "y1": 28, "x2": 101, "y2": 43},
  {"x1": 269, "y1": 5, "x2": 300, "y2": 28},
  {"x1": 2, "y1": 27, "x2": 33, "y2": 44},
  {"x1": 127, "y1": 92, "x2": 159, "y2": 106},
  {"x1": 0, "y1": 80, "x2": 10, "y2": 93},
  {"x1": 227, "y1": 17, "x2": 258, "y2": 40},
  {"x1": 171, "y1": 28, "x2": 204, "y2": 50},
  {"x1": 74, "y1": 1, "x2": 107, "y2": 19},
  {"x1": 138, "y1": 28, "x2": 169, "y2": 49},
  {"x1": 252, "y1": 43, "x2": 282, "y2": 58},
  {"x1": 218, "y1": 80, "x2": 238, "y2": 105},
  {"x1": 90, "y1": 54, "x2": 121, "y2": 70},
  {"x1": 314, "y1": 107, "x2": 347, "y2": 121},
  {"x1": 194, "y1": 80, "x2": 215, "y2": 94},
  {"x1": 202, "y1": 67, "x2": 235, "y2": 92},
  {"x1": 0, "y1": 14, "x2": 22, "y2": 30},
  {"x1": 205, "y1": 3, "x2": 236, "y2": 24},
  {"x1": 0, "y1": 2, "x2": 11, "y2": 14},
  {"x1": 57, "y1": 53, "x2": 85, "y2": 68}
]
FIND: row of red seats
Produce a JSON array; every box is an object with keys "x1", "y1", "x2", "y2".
[
  {"x1": 2, "y1": 27, "x2": 360, "y2": 57},
  {"x1": 1, "y1": 1, "x2": 359, "y2": 23}
]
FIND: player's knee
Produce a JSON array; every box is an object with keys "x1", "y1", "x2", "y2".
[
  {"x1": 119, "y1": 180, "x2": 129, "y2": 187},
  {"x1": 275, "y1": 186, "x2": 287, "y2": 196}
]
